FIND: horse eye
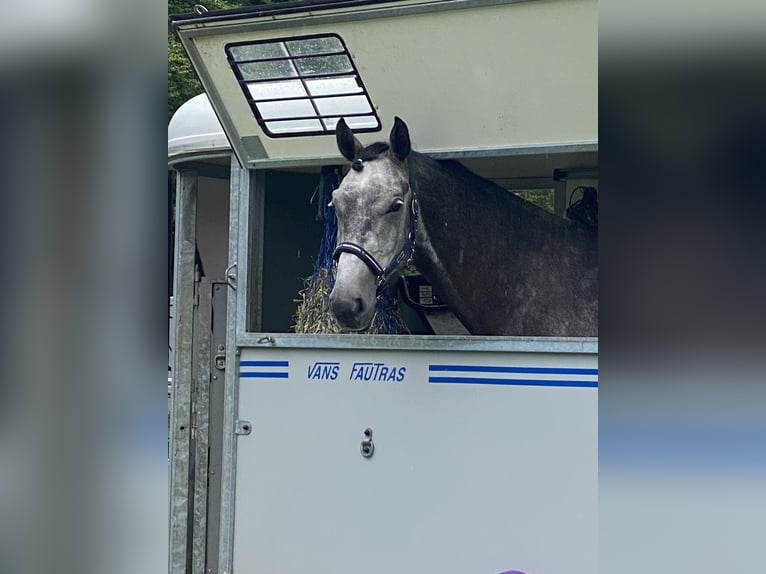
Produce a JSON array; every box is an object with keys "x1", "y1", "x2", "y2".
[{"x1": 390, "y1": 198, "x2": 405, "y2": 213}]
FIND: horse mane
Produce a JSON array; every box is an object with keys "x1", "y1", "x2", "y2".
[{"x1": 412, "y1": 153, "x2": 559, "y2": 222}]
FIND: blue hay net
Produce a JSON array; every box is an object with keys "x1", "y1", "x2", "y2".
[{"x1": 314, "y1": 166, "x2": 339, "y2": 288}]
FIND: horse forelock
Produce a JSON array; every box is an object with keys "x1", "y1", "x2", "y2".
[
  {"x1": 354, "y1": 142, "x2": 390, "y2": 162},
  {"x1": 339, "y1": 142, "x2": 410, "y2": 197}
]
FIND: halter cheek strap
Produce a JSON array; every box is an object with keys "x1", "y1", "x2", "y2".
[{"x1": 332, "y1": 160, "x2": 419, "y2": 297}]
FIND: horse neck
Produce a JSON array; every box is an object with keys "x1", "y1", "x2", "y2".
[
  {"x1": 410, "y1": 153, "x2": 546, "y2": 270},
  {"x1": 408, "y1": 153, "x2": 595, "y2": 333}
]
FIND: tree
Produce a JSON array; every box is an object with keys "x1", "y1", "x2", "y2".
[{"x1": 168, "y1": 0, "x2": 255, "y2": 121}]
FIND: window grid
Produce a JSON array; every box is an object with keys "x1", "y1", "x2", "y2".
[{"x1": 226, "y1": 34, "x2": 381, "y2": 137}]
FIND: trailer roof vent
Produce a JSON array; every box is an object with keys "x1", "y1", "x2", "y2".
[
  {"x1": 226, "y1": 34, "x2": 380, "y2": 138},
  {"x1": 168, "y1": 93, "x2": 231, "y2": 160}
]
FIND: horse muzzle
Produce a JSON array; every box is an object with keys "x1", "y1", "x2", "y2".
[{"x1": 328, "y1": 286, "x2": 375, "y2": 331}]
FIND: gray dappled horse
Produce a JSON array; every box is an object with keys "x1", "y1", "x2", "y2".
[{"x1": 328, "y1": 117, "x2": 598, "y2": 336}]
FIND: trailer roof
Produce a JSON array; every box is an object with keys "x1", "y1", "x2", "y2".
[
  {"x1": 170, "y1": 0, "x2": 404, "y2": 24},
  {"x1": 168, "y1": 93, "x2": 231, "y2": 161}
]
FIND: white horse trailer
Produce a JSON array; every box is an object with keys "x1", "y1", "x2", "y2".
[{"x1": 169, "y1": 1, "x2": 597, "y2": 573}]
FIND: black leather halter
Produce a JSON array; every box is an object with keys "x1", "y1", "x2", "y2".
[{"x1": 333, "y1": 160, "x2": 419, "y2": 296}]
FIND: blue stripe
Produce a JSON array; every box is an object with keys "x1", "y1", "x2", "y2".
[
  {"x1": 240, "y1": 372, "x2": 289, "y2": 378},
  {"x1": 429, "y1": 365, "x2": 597, "y2": 375},
  {"x1": 429, "y1": 376, "x2": 598, "y2": 388},
  {"x1": 240, "y1": 360, "x2": 289, "y2": 367}
]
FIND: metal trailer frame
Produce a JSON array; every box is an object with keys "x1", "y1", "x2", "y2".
[{"x1": 169, "y1": 1, "x2": 598, "y2": 572}]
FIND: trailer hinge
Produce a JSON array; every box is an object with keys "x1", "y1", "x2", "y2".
[{"x1": 193, "y1": 263, "x2": 201, "y2": 308}]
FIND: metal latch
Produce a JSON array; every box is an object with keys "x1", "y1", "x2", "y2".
[
  {"x1": 360, "y1": 428, "x2": 374, "y2": 458},
  {"x1": 214, "y1": 344, "x2": 225, "y2": 370},
  {"x1": 225, "y1": 263, "x2": 237, "y2": 290},
  {"x1": 235, "y1": 420, "x2": 252, "y2": 435}
]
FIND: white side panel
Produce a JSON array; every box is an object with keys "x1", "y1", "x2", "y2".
[{"x1": 233, "y1": 347, "x2": 597, "y2": 574}]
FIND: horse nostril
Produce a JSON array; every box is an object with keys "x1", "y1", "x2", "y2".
[{"x1": 328, "y1": 288, "x2": 373, "y2": 330}]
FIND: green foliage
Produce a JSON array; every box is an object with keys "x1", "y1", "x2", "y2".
[
  {"x1": 513, "y1": 189, "x2": 555, "y2": 213},
  {"x1": 168, "y1": 0, "x2": 258, "y2": 121}
]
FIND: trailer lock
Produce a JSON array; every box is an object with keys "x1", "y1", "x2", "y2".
[{"x1": 360, "y1": 428, "x2": 374, "y2": 458}]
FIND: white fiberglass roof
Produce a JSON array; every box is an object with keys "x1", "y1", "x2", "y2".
[{"x1": 168, "y1": 93, "x2": 231, "y2": 160}]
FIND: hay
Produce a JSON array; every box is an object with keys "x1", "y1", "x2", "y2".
[
  {"x1": 293, "y1": 266, "x2": 408, "y2": 335},
  {"x1": 293, "y1": 267, "x2": 342, "y2": 334}
]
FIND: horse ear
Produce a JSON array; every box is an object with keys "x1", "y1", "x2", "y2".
[
  {"x1": 336, "y1": 118, "x2": 363, "y2": 161},
  {"x1": 389, "y1": 116, "x2": 411, "y2": 161}
]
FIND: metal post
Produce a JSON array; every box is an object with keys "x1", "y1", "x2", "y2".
[
  {"x1": 191, "y1": 279, "x2": 213, "y2": 574},
  {"x1": 204, "y1": 281, "x2": 229, "y2": 574},
  {"x1": 554, "y1": 179, "x2": 568, "y2": 218},
  {"x1": 244, "y1": 169, "x2": 265, "y2": 334},
  {"x1": 216, "y1": 156, "x2": 247, "y2": 574},
  {"x1": 169, "y1": 169, "x2": 198, "y2": 574}
]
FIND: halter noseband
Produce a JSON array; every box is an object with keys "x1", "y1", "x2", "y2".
[{"x1": 332, "y1": 159, "x2": 419, "y2": 297}]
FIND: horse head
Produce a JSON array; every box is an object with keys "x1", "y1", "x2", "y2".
[{"x1": 328, "y1": 117, "x2": 415, "y2": 331}]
